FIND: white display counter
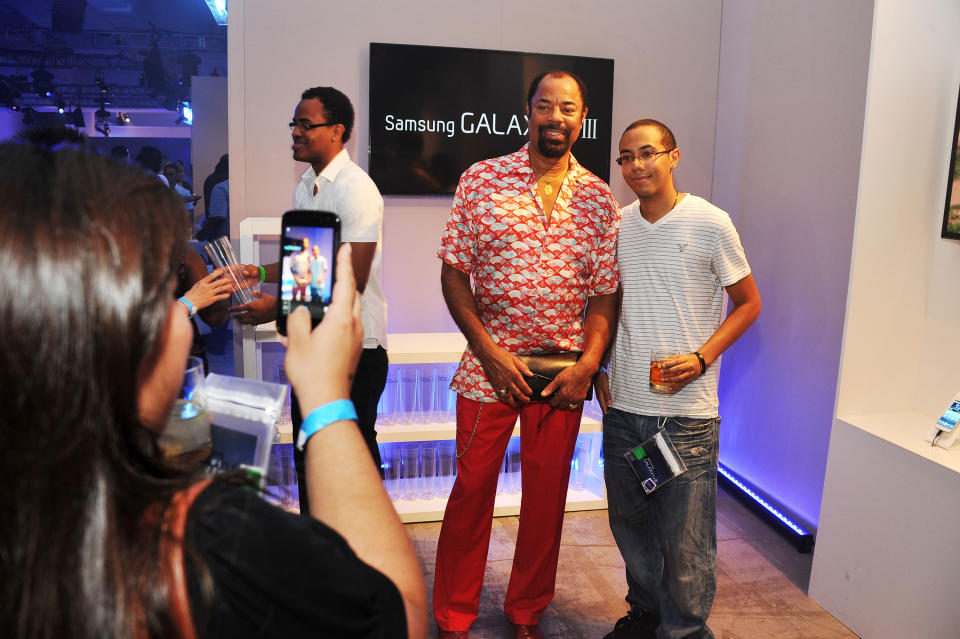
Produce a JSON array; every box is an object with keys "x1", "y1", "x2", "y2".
[{"x1": 809, "y1": 411, "x2": 960, "y2": 639}]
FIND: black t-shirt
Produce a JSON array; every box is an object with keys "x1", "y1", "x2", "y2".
[{"x1": 185, "y1": 482, "x2": 407, "y2": 638}]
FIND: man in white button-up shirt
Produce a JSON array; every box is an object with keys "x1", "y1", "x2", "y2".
[{"x1": 234, "y1": 87, "x2": 388, "y2": 513}]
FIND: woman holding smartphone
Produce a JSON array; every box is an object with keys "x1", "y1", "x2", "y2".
[{"x1": 0, "y1": 144, "x2": 426, "y2": 639}]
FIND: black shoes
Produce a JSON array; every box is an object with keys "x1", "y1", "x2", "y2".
[{"x1": 602, "y1": 610, "x2": 661, "y2": 639}]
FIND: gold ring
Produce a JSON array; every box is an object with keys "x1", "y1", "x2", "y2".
[
  {"x1": 568, "y1": 402, "x2": 577, "y2": 410},
  {"x1": 497, "y1": 388, "x2": 509, "y2": 397}
]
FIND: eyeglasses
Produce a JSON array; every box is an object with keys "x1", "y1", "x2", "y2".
[
  {"x1": 288, "y1": 120, "x2": 337, "y2": 133},
  {"x1": 615, "y1": 148, "x2": 674, "y2": 166}
]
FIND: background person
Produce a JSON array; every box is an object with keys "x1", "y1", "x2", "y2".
[
  {"x1": 596, "y1": 119, "x2": 761, "y2": 639},
  {"x1": 203, "y1": 154, "x2": 228, "y2": 218},
  {"x1": 0, "y1": 143, "x2": 426, "y2": 639},
  {"x1": 232, "y1": 86, "x2": 389, "y2": 507},
  {"x1": 175, "y1": 246, "x2": 233, "y2": 373},
  {"x1": 197, "y1": 178, "x2": 229, "y2": 241}
]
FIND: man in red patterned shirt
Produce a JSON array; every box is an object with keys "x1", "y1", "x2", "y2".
[{"x1": 434, "y1": 71, "x2": 620, "y2": 639}]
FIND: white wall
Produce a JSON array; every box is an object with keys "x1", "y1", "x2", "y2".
[
  {"x1": 228, "y1": 0, "x2": 917, "y2": 535},
  {"x1": 711, "y1": 0, "x2": 874, "y2": 528},
  {"x1": 191, "y1": 76, "x2": 229, "y2": 210},
  {"x1": 809, "y1": 2, "x2": 960, "y2": 631},
  {"x1": 0, "y1": 110, "x2": 25, "y2": 141},
  {"x1": 228, "y1": 0, "x2": 722, "y2": 333},
  {"x1": 835, "y1": 0, "x2": 960, "y2": 419}
]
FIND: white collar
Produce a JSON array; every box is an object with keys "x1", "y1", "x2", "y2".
[{"x1": 301, "y1": 148, "x2": 350, "y2": 190}]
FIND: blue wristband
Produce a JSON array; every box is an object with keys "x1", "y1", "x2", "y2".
[
  {"x1": 296, "y1": 399, "x2": 357, "y2": 450},
  {"x1": 177, "y1": 296, "x2": 196, "y2": 317}
]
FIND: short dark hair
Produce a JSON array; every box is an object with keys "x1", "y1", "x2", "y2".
[
  {"x1": 622, "y1": 118, "x2": 677, "y2": 150},
  {"x1": 134, "y1": 145, "x2": 164, "y2": 173},
  {"x1": 300, "y1": 86, "x2": 355, "y2": 143},
  {"x1": 526, "y1": 70, "x2": 589, "y2": 112}
]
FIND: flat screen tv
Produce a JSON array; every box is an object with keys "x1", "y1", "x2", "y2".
[
  {"x1": 942, "y1": 83, "x2": 960, "y2": 240},
  {"x1": 368, "y1": 42, "x2": 614, "y2": 196}
]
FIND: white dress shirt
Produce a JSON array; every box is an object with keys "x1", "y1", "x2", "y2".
[{"x1": 293, "y1": 149, "x2": 387, "y2": 349}]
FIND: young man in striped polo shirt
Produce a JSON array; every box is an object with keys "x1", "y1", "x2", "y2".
[{"x1": 596, "y1": 119, "x2": 761, "y2": 639}]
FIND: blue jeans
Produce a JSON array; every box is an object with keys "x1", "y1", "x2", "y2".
[{"x1": 603, "y1": 408, "x2": 719, "y2": 639}]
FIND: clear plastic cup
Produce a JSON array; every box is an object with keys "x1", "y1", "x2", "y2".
[
  {"x1": 159, "y1": 356, "x2": 211, "y2": 461},
  {"x1": 571, "y1": 442, "x2": 586, "y2": 490},
  {"x1": 438, "y1": 444, "x2": 455, "y2": 497},
  {"x1": 420, "y1": 444, "x2": 438, "y2": 498},
  {"x1": 204, "y1": 236, "x2": 255, "y2": 305},
  {"x1": 506, "y1": 447, "x2": 522, "y2": 494},
  {"x1": 399, "y1": 365, "x2": 418, "y2": 424},
  {"x1": 402, "y1": 444, "x2": 419, "y2": 500},
  {"x1": 418, "y1": 366, "x2": 436, "y2": 423},
  {"x1": 378, "y1": 365, "x2": 399, "y2": 426},
  {"x1": 383, "y1": 444, "x2": 401, "y2": 501}
]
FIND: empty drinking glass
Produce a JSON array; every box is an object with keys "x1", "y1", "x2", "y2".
[
  {"x1": 421, "y1": 444, "x2": 438, "y2": 498},
  {"x1": 571, "y1": 441, "x2": 587, "y2": 490},
  {"x1": 378, "y1": 365, "x2": 399, "y2": 426},
  {"x1": 399, "y1": 365, "x2": 419, "y2": 424},
  {"x1": 438, "y1": 444, "x2": 455, "y2": 497},
  {"x1": 382, "y1": 444, "x2": 401, "y2": 501},
  {"x1": 505, "y1": 447, "x2": 522, "y2": 494},
  {"x1": 204, "y1": 236, "x2": 255, "y2": 305},
  {"x1": 402, "y1": 443, "x2": 419, "y2": 500},
  {"x1": 418, "y1": 366, "x2": 437, "y2": 423}
]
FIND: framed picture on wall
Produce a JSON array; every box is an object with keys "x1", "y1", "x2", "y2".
[{"x1": 941, "y1": 84, "x2": 960, "y2": 240}]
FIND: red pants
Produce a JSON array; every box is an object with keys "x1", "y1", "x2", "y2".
[{"x1": 433, "y1": 396, "x2": 583, "y2": 631}]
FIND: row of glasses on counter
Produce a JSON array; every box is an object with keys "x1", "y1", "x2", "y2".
[
  {"x1": 376, "y1": 363, "x2": 607, "y2": 426},
  {"x1": 378, "y1": 434, "x2": 603, "y2": 502},
  {"x1": 377, "y1": 363, "x2": 459, "y2": 425}
]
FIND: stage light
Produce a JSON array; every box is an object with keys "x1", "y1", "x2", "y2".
[
  {"x1": 175, "y1": 101, "x2": 193, "y2": 126},
  {"x1": 31, "y1": 68, "x2": 54, "y2": 97},
  {"x1": 115, "y1": 112, "x2": 130, "y2": 125},
  {"x1": 204, "y1": 0, "x2": 227, "y2": 25}
]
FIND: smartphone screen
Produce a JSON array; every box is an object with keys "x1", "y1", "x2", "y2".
[
  {"x1": 937, "y1": 399, "x2": 960, "y2": 432},
  {"x1": 275, "y1": 210, "x2": 340, "y2": 335}
]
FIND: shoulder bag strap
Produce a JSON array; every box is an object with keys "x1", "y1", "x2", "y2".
[{"x1": 161, "y1": 478, "x2": 213, "y2": 639}]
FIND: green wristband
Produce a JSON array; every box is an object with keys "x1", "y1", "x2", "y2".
[{"x1": 258, "y1": 265, "x2": 266, "y2": 283}]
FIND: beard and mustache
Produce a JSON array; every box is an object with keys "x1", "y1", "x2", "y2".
[{"x1": 536, "y1": 125, "x2": 574, "y2": 158}]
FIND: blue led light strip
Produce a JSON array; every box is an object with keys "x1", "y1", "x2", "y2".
[{"x1": 717, "y1": 463, "x2": 810, "y2": 537}]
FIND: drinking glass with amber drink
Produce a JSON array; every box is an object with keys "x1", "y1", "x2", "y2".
[{"x1": 650, "y1": 349, "x2": 681, "y2": 393}]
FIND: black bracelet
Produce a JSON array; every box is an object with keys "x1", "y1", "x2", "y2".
[{"x1": 693, "y1": 351, "x2": 706, "y2": 375}]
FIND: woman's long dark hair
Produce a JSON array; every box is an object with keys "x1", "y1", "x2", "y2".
[{"x1": 0, "y1": 142, "x2": 196, "y2": 638}]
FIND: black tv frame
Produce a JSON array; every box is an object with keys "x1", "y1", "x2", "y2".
[
  {"x1": 368, "y1": 42, "x2": 614, "y2": 196},
  {"x1": 941, "y1": 83, "x2": 960, "y2": 240}
]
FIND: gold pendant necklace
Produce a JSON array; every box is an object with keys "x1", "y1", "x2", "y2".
[{"x1": 540, "y1": 170, "x2": 567, "y2": 197}]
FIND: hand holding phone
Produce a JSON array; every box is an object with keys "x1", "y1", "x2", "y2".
[
  {"x1": 284, "y1": 244, "x2": 363, "y2": 411},
  {"x1": 275, "y1": 210, "x2": 340, "y2": 336}
]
